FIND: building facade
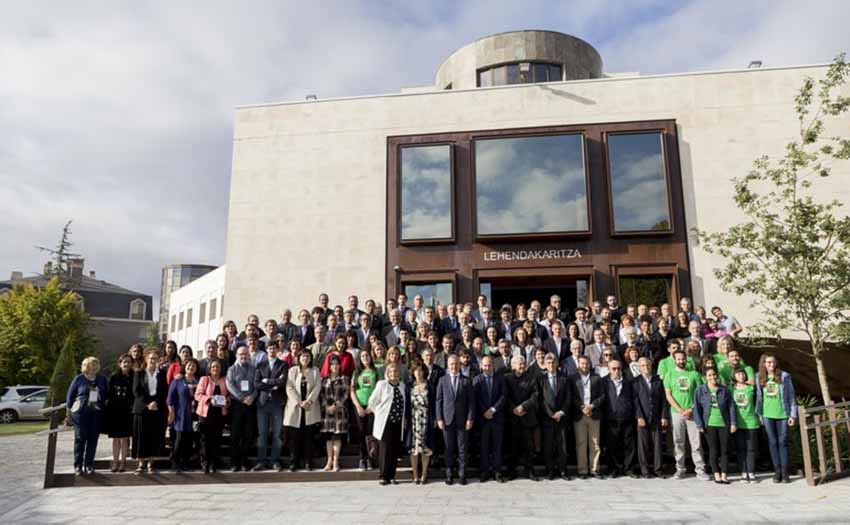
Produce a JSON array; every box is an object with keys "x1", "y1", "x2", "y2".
[
  {"x1": 166, "y1": 265, "x2": 226, "y2": 356},
  {"x1": 159, "y1": 264, "x2": 217, "y2": 341},
  {"x1": 223, "y1": 30, "x2": 850, "y2": 326}
]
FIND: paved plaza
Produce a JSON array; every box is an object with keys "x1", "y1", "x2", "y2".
[{"x1": 1, "y1": 431, "x2": 849, "y2": 524}]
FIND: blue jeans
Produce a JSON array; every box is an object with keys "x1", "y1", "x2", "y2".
[
  {"x1": 72, "y1": 411, "x2": 100, "y2": 468},
  {"x1": 763, "y1": 417, "x2": 789, "y2": 468},
  {"x1": 256, "y1": 404, "x2": 283, "y2": 465}
]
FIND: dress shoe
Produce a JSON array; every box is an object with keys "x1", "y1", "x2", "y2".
[
  {"x1": 203, "y1": 464, "x2": 211, "y2": 474},
  {"x1": 75, "y1": 467, "x2": 83, "y2": 476},
  {"x1": 496, "y1": 473, "x2": 507, "y2": 483},
  {"x1": 252, "y1": 463, "x2": 266, "y2": 472},
  {"x1": 305, "y1": 464, "x2": 313, "y2": 472},
  {"x1": 445, "y1": 477, "x2": 454, "y2": 486},
  {"x1": 379, "y1": 479, "x2": 389, "y2": 486},
  {"x1": 289, "y1": 463, "x2": 297, "y2": 472},
  {"x1": 390, "y1": 479, "x2": 399, "y2": 485},
  {"x1": 580, "y1": 473, "x2": 589, "y2": 480},
  {"x1": 231, "y1": 465, "x2": 243, "y2": 473},
  {"x1": 629, "y1": 472, "x2": 640, "y2": 479},
  {"x1": 415, "y1": 479, "x2": 421, "y2": 485},
  {"x1": 527, "y1": 472, "x2": 539, "y2": 482},
  {"x1": 274, "y1": 463, "x2": 285, "y2": 472},
  {"x1": 560, "y1": 472, "x2": 572, "y2": 481},
  {"x1": 459, "y1": 477, "x2": 467, "y2": 485},
  {"x1": 591, "y1": 472, "x2": 604, "y2": 480}
]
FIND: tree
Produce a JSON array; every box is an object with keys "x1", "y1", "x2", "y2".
[
  {"x1": 36, "y1": 220, "x2": 81, "y2": 288},
  {"x1": 47, "y1": 335, "x2": 79, "y2": 408},
  {"x1": 145, "y1": 321, "x2": 160, "y2": 347},
  {"x1": 0, "y1": 278, "x2": 94, "y2": 386},
  {"x1": 694, "y1": 53, "x2": 850, "y2": 405}
]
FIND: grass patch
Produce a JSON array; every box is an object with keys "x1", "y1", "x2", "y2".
[{"x1": 0, "y1": 421, "x2": 49, "y2": 436}]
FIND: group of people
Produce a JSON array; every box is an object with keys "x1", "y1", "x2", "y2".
[{"x1": 66, "y1": 292, "x2": 798, "y2": 487}]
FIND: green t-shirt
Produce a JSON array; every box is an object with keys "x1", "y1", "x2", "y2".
[
  {"x1": 761, "y1": 378, "x2": 786, "y2": 419},
  {"x1": 707, "y1": 387, "x2": 726, "y2": 427},
  {"x1": 658, "y1": 356, "x2": 696, "y2": 379},
  {"x1": 664, "y1": 368, "x2": 703, "y2": 410},
  {"x1": 354, "y1": 369, "x2": 378, "y2": 406},
  {"x1": 732, "y1": 385, "x2": 759, "y2": 429},
  {"x1": 719, "y1": 363, "x2": 753, "y2": 386}
]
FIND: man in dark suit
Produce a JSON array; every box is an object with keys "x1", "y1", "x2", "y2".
[
  {"x1": 382, "y1": 309, "x2": 404, "y2": 348},
  {"x1": 633, "y1": 356, "x2": 669, "y2": 478},
  {"x1": 496, "y1": 307, "x2": 517, "y2": 342},
  {"x1": 276, "y1": 309, "x2": 298, "y2": 343},
  {"x1": 543, "y1": 322, "x2": 570, "y2": 363},
  {"x1": 436, "y1": 354, "x2": 475, "y2": 485},
  {"x1": 550, "y1": 294, "x2": 573, "y2": 326},
  {"x1": 422, "y1": 306, "x2": 445, "y2": 342},
  {"x1": 602, "y1": 360, "x2": 636, "y2": 478},
  {"x1": 539, "y1": 353, "x2": 572, "y2": 480},
  {"x1": 571, "y1": 355, "x2": 606, "y2": 479},
  {"x1": 295, "y1": 309, "x2": 315, "y2": 347},
  {"x1": 253, "y1": 341, "x2": 289, "y2": 471},
  {"x1": 505, "y1": 355, "x2": 540, "y2": 481},
  {"x1": 473, "y1": 356, "x2": 506, "y2": 483},
  {"x1": 356, "y1": 314, "x2": 373, "y2": 350},
  {"x1": 441, "y1": 304, "x2": 460, "y2": 341},
  {"x1": 560, "y1": 339, "x2": 587, "y2": 378},
  {"x1": 493, "y1": 340, "x2": 513, "y2": 377}
]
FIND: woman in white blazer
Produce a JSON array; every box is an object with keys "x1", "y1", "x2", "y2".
[
  {"x1": 368, "y1": 363, "x2": 407, "y2": 485},
  {"x1": 284, "y1": 351, "x2": 321, "y2": 471}
]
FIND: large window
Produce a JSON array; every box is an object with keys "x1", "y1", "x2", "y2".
[
  {"x1": 619, "y1": 275, "x2": 673, "y2": 308},
  {"x1": 474, "y1": 134, "x2": 588, "y2": 236},
  {"x1": 478, "y1": 62, "x2": 562, "y2": 87},
  {"x1": 400, "y1": 144, "x2": 453, "y2": 242},
  {"x1": 404, "y1": 282, "x2": 453, "y2": 308},
  {"x1": 607, "y1": 132, "x2": 672, "y2": 233}
]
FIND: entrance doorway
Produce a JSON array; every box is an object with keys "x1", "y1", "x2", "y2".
[{"x1": 480, "y1": 275, "x2": 589, "y2": 312}]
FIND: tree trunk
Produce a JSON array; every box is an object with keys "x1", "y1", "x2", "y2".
[{"x1": 812, "y1": 338, "x2": 833, "y2": 406}]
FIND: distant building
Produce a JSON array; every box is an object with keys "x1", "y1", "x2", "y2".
[
  {"x1": 166, "y1": 265, "x2": 226, "y2": 356},
  {"x1": 1, "y1": 259, "x2": 153, "y2": 367},
  {"x1": 159, "y1": 264, "x2": 217, "y2": 342}
]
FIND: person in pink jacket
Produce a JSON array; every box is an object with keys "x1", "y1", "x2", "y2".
[{"x1": 195, "y1": 360, "x2": 230, "y2": 473}]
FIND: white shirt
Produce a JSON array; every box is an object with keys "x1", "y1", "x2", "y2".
[
  {"x1": 579, "y1": 373, "x2": 591, "y2": 405},
  {"x1": 145, "y1": 369, "x2": 157, "y2": 396},
  {"x1": 612, "y1": 376, "x2": 623, "y2": 397}
]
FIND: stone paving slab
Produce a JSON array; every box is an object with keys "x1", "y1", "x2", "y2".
[{"x1": 2, "y1": 431, "x2": 850, "y2": 523}]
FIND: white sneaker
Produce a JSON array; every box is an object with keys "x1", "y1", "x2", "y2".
[
  {"x1": 749, "y1": 473, "x2": 759, "y2": 484},
  {"x1": 738, "y1": 476, "x2": 749, "y2": 484},
  {"x1": 696, "y1": 472, "x2": 711, "y2": 481},
  {"x1": 673, "y1": 471, "x2": 685, "y2": 480}
]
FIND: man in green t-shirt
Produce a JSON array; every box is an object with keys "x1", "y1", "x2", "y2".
[
  {"x1": 657, "y1": 339, "x2": 695, "y2": 380},
  {"x1": 664, "y1": 349, "x2": 709, "y2": 481},
  {"x1": 719, "y1": 349, "x2": 753, "y2": 386}
]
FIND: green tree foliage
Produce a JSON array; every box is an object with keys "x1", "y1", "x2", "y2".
[
  {"x1": 695, "y1": 54, "x2": 850, "y2": 405},
  {"x1": 145, "y1": 321, "x2": 160, "y2": 347},
  {"x1": 47, "y1": 335, "x2": 79, "y2": 408},
  {"x1": 0, "y1": 278, "x2": 94, "y2": 386}
]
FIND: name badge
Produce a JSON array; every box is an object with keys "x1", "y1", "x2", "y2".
[
  {"x1": 213, "y1": 395, "x2": 227, "y2": 406},
  {"x1": 240, "y1": 380, "x2": 250, "y2": 392},
  {"x1": 88, "y1": 390, "x2": 99, "y2": 403}
]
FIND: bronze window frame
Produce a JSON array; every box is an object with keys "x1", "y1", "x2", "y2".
[{"x1": 603, "y1": 129, "x2": 676, "y2": 237}]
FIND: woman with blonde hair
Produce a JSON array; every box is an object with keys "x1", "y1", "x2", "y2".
[{"x1": 66, "y1": 356, "x2": 108, "y2": 475}]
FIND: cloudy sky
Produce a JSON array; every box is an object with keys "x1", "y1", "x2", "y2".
[{"x1": 1, "y1": 0, "x2": 847, "y2": 315}]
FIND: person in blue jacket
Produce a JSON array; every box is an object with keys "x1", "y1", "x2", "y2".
[
  {"x1": 755, "y1": 353, "x2": 797, "y2": 483},
  {"x1": 694, "y1": 368, "x2": 736, "y2": 484},
  {"x1": 66, "y1": 356, "x2": 108, "y2": 475}
]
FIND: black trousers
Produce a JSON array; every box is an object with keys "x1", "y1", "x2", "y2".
[
  {"x1": 230, "y1": 401, "x2": 256, "y2": 468},
  {"x1": 604, "y1": 419, "x2": 635, "y2": 474},
  {"x1": 172, "y1": 430, "x2": 195, "y2": 467},
  {"x1": 705, "y1": 426, "x2": 729, "y2": 474},
  {"x1": 735, "y1": 428, "x2": 758, "y2": 474},
  {"x1": 289, "y1": 424, "x2": 314, "y2": 468},
  {"x1": 355, "y1": 412, "x2": 375, "y2": 461},
  {"x1": 510, "y1": 421, "x2": 535, "y2": 473},
  {"x1": 199, "y1": 417, "x2": 223, "y2": 467},
  {"x1": 443, "y1": 423, "x2": 469, "y2": 477},
  {"x1": 637, "y1": 422, "x2": 664, "y2": 475},
  {"x1": 541, "y1": 421, "x2": 568, "y2": 473},
  {"x1": 379, "y1": 419, "x2": 402, "y2": 481},
  {"x1": 479, "y1": 421, "x2": 504, "y2": 475}
]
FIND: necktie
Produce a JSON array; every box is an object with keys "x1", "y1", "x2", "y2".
[
  {"x1": 452, "y1": 375, "x2": 457, "y2": 395},
  {"x1": 550, "y1": 375, "x2": 557, "y2": 396},
  {"x1": 486, "y1": 375, "x2": 492, "y2": 398}
]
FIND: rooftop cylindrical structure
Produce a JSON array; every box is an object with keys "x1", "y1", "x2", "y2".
[{"x1": 435, "y1": 30, "x2": 603, "y2": 90}]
